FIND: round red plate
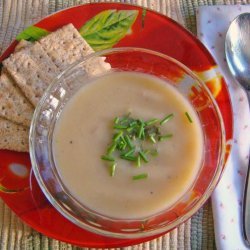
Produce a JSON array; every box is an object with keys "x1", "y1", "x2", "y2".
[{"x1": 0, "y1": 3, "x2": 233, "y2": 248}]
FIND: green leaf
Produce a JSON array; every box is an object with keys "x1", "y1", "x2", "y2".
[
  {"x1": 16, "y1": 26, "x2": 49, "y2": 42},
  {"x1": 79, "y1": 9, "x2": 139, "y2": 51}
]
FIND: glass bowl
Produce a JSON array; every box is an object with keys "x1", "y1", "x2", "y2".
[{"x1": 29, "y1": 47, "x2": 225, "y2": 239}]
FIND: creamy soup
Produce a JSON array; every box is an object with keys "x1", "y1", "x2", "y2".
[{"x1": 53, "y1": 72, "x2": 203, "y2": 219}]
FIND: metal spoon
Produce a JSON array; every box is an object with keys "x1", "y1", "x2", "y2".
[{"x1": 225, "y1": 13, "x2": 250, "y2": 246}]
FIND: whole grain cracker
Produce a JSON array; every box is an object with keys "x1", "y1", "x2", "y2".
[
  {"x1": 0, "y1": 72, "x2": 34, "y2": 127},
  {"x1": 39, "y1": 23, "x2": 110, "y2": 74},
  {"x1": 3, "y1": 42, "x2": 60, "y2": 106},
  {"x1": 15, "y1": 40, "x2": 32, "y2": 52},
  {"x1": 0, "y1": 117, "x2": 29, "y2": 152}
]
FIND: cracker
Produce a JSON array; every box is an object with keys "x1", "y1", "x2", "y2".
[
  {"x1": 15, "y1": 40, "x2": 32, "y2": 52},
  {"x1": 39, "y1": 23, "x2": 110, "y2": 73},
  {"x1": 0, "y1": 117, "x2": 29, "y2": 152},
  {"x1": 0, "y1": 72, "x2": 34, "y2": 127},
  {"x1": 3, "y1": 42, "x2": 60, "y2": 106}
]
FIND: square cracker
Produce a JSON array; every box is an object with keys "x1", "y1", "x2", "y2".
[
  {"x1": 3, "y1": 42, "x2": 60, "y2": 106},
  {"x1": 0, "y1": 117, "x2": 29, "y2": 152},
  {"x1": 39, "y1": 23, "x2": 110, "y2": 73},
  {"x1": 0, "y1": 72, "x2": 34, "y2": 127},
  {"x1": 15, "y1": 39, "x2": 32, "y2": 52}
]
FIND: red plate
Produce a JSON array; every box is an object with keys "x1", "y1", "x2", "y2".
[{"x1": 0, "y1": 3, "x2": 233, "y2": 248}]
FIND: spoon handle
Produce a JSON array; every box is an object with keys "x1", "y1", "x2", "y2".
[
  {"x1": 243, "y1": 154, "x2": 250, "y2": 245},
  {"x1": 243, "y1": 90, "x2": 250, "y2": 245}
]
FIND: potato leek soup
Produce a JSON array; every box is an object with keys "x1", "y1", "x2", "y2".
[{"x1": 52, "y1": 72, "x2": 204, "y2": 219}]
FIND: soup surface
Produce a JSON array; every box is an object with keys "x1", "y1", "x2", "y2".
[{"x1": 53, "y1": 72, "x2": 203, "y2": 219}]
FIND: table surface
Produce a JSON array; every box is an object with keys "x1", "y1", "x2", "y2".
[{"x1": 0, "y1": 0, "x2": 249, "y2": 249}]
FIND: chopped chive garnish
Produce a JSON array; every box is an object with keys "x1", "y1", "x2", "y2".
[
  {"x1": 149, "y1": 134, "x2": 156, "y2": 143},
  {"x1": 114, "y1": 124, "x2": 128, "y2": 129},
  {"x1": 126, "y1": 127, "x2": 134, "y2": 133},
  {"x1": 107, "y1": 143, "x2": 117, "y2": 155},
  {"x1": 130, "y1": 121, "x2": 137, "y2": 127},
  {"x1": 185, "y1": 112, "x2": 193, "y2": 123},
  {"x1": 121, "y1": 143, "x2": 127, "y2": 150},
  {"x1": 119, "y1": 136, "x2": 127, "y2": 150},
  {"x1": 124, "y1": 135, "x2": 133, "y2": 149},
  {"x1": 113, "y1": 131, "x2": 123, "y2": 142},
  {"x1": 114, "y1": 117, "x2": 119, "y2": 124},
  {"x1": 159, "y1": 134, "x2": 173, "y2": 141},
  {"x1": 124, "y1": 148, "x2": 135, "y2": 157},
  {"x1": 160, "y1": 113, "x2": 174, "y2": 125},
  {"x1": 138, "y1": 122, "x2": 144, "y2": 139},
  {"x1": 133, "y1": 173, "x2": 148, "y2": 180},
  {"x1": 139, "y1": 151, "x2": 149, "y2": 163},
  {"x1": 141, "y1": 129, "x2": 145, "y2": 140},
  {"x1": 121, "y1": 155, "x2": 137, "y2": 161},
  {"x1": 102, "y1": 113, "x2": 174, "y2": 179},
  {"x1": 109, "y1": 163, "x2": 116, "y2": 177},
  {"x1": 120, "y1": 135, "x2": 127, "y2": 144},
  {"x1": 136, "y1": 155, "x2": 141, "y2": 167},
  {"x1": 101, "y1": 155, "x2": 115, "y2": 162},
  {"x1": 145, "y1": 118, "x2": 159, "y2": 126}
]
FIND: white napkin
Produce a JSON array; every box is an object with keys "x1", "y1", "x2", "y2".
[{"x1": 197, "y1": 5, "x2": 250, "y2": 250}]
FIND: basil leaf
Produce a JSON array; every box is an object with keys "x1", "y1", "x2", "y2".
[
  {"x1": 16, "y1": 26, "x2": 49, "y2": 42},
  {"x1": 79, "y1": 10, "x2": 138, "y2": 51}
]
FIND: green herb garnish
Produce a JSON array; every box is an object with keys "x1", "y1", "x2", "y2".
[
  {"x1": 124, "y1": 148, "x2": 135, "y2": 157},
  {"x1": 107, "y1": 143, "x2": 117, "y2": 155},
  {"x1": 145, "y1": 118, "x2": 159, "y2": 126},
  {"x1": 159, "y1": 134, "x2": 173, "y2": 141},
  {"x1": 101, "y1": 113, "x2": 175, "y2": 178},
  {"x1": 149, "y1": 134, "x2": 156, "y2": 144},
  {"x1": 120, "y1": 155, "x2": 137, "y2": 161},
  {"x1": 139, "y1": 150, "x2": 149, "y2": 163},
  {"x1": 160, "y1": 113, "x2": 174, "y2": 125},
  {"x1": 185, "y1": 112, "x2": 193, "y2": 123},
  {"x1": 124, "y1": 135, "x2": 133, "y2": 149},
  {"x1": 136, "y1": 155, "x2": 141, "y2": 167},
  {"x1": 109, "y1": 163, "x2": 116, "y2": 177},
  {"x1": 133, "y1": 173, "x2": 148, "y2": 180},
  {"x1": 101, "y1": 155, "x2": 115, "y2": 162}
]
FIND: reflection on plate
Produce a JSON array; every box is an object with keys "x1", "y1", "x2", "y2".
[{"x1": 0, "y1": 3, "x2": 233, "y2": 248}]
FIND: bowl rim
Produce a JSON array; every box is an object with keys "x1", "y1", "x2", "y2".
[{"x1": 29, "y1": 47, "x2": 226, "y2": 239}]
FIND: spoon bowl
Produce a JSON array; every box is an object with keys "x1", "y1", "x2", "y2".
[{"x1": 225, "y1": 13, "x2": 250, "y2": 92}]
